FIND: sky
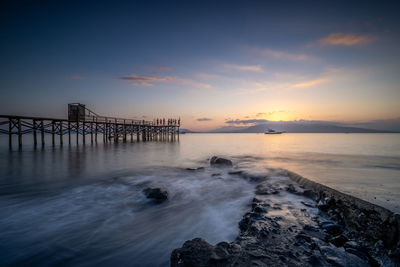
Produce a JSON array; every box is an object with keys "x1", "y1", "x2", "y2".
[{"x1": 1, "y1": 0, "x2": 399, "y2": 131}]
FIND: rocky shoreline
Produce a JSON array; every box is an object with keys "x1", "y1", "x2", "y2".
[{"x1": 170, "y1": 157, "x2": 400, "y2": 266}]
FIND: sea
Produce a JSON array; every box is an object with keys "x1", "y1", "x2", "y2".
[{"x1": 0, "y1": 133, "x2": 399, "y2": 266}]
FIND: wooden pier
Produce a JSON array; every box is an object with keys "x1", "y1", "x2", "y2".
[{"x1": 0, "y1": 103, "x2": 180, "y2": 149}]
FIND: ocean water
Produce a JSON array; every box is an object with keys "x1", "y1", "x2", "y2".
[{"x1": 0, "y1": 133, "x2": 399, "y2": 266}]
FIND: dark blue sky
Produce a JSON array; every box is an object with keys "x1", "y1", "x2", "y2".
[{"x1": 1, "y1": 0, "x2": 399, "y2": 130}]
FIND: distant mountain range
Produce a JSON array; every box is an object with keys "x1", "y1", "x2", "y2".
[{"x1": 188, "y1": 118, "x2": 400, "y2": 133}]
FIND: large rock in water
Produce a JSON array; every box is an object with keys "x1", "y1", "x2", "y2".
[
  {"x1": 210, "y1": 156, "x2": 232, "y2": 167},
  {"x1": 171, "y1": 238, "x2": 237, "y2": 267},
  {"x1": 143, "y1": 187, "x2": 168, "y2": 202}
]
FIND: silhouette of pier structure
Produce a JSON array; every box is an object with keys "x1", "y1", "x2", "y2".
[{"x1": 0, "y1": 103, "x2": 180, "y2": 148}]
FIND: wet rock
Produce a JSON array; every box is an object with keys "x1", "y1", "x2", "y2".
[
  {"x1": 345, "y1": 248, "x2": 369, "y2": 261},
  {"x1": 286, "y1": 184, "x2": 298, "y2": 193},
  {"x1": 185, "y1": 167, "x2": 205, "y2": 171},
  {"x1": 303, "y1": 224, "x2": 318, "y2": 232},
  {"x1": 320, "y1": 245, "x2": 368, "y2": 266},
  {"x1": 228, "y1": 170, "x2": 243, "y2": 175},
  {"x1": 322, "y1": 223, "x2": 343, "y2": 236},
  {"x1": 320, "y1": 221, "x2": 335, "y2": 228},
  {"x1": 210, "y1": 156, "x2": 233, "y2": 167},
  {"x1": 211, "y1": 173, "x2": 221, "y2": 177},
  {"x1": 170, "y1": 239, "x2": 245, "y2": 267},
  {"x1": 253, "y1": 204, "x2": 268, "y2": 214},
  {"x1": 308, "y1": 255, "x2": 324, "y2": 266},
  {"x1": 329, "y1": 235, "x2": 348, "y2": 247},
  {"x1": 317, "y1": 200, "x2": 330, "y2": 211},
  {"x1": 172, "y1": 168, "x2": 398, "y2": 266},
  {"x1": 255, "y1": 184, "x2": 280, "y2": 195},
  {"x1": 344, "y1": 241, "x2": 362, "y2": 250},
  {"x1": 303, "y1": 189, "x2": 317, "y2": 200},
  {"x1": 295, "y1": 233, "x2": 312, "y2": 243},
  {"x1": 301, "y1": 201, "x2": 316, "y2": 208},
  {"x1": 252, "y1": 197, "x2": 262, "y2": 205},
  {"x1": 171, "y1": 238, "x2": 223, "y2": 267},
  {"x1": 142, "y1": 187, "x2": 168, "y2": 202}
]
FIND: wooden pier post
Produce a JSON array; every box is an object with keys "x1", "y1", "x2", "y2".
[
  {"x1": 108, "y1": 121, "x2": 112, "y2": 141},
  {"x1": 59, "y1": 121, "x2": 63, "y2": 145},
  {"x1": 104, "y1": 123, "x2": 107, "y2": 142},
  {"x1": 51, "y1": 121, "x2": 55, "y2": 145},
  {"x1": 8, "y1": 118, "x2": 12, "y2": 149},
  {"x1": 123, "y1": 120, "x2": 127, "y2": 142},
  {"x1": 60, "y1": 121, "x2": 63, "y2": 145},
  {"x1": 41, "y1": 120, "x2": 45, "y2": 146},
  {"x1": 33, "y1": 120, "x2": 37, "y2": 147},
  {"x1": 95, "y1": 118, "x2": 98, "y2": 143},
  {"x1": 130, "y1": 122, "x2": 133, "y2": 142},
  {"x1": 108, "y1": 122, "x2": 110, "y2": 142},
  {"x1": 107, "y1": 121, "x2": 110, "y2": 141},
  {"x1": 76, "y1": 121, "x2": 79, "y2": 145},
  {"x1": 68, "y1": 121, "x2": 71, "y2": 144},
  {"x1": 82, "y1": 121, "x2": 86, "y2": 144},
  {"x1": 104, "y1": 122, "x2": 107, "y2": 142},
  {"x1": 114, "y1": 119, "x2": 118, "y2": 142},
  {"x1": 18, "y1": 118, "x2": 22, "y2": 148},
  {"x1": 142, "y1": 127, "x2": 146, "y2": 142},
  {"x1": 90, "y1": 122, "x2": 93, "y2": 144}
]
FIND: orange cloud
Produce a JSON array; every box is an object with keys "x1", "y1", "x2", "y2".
[
  {"x1": 318, "y1": 33, "x2": 375, "y2": 46},
  {"x1": 292, "y1": 78, "x2": 328, "y2": 88},
  {"x1": 259, "y1": 49, "x2": 313, "y2": 61},
  {"x1": 223, "y1": 64, "x2": 262, "y2": 72},
  {"x1": 119, "y1": 73, "x2": 211, "y2": 88},
  {"x1": 119, "y1": 73, "x2": 174, "y2": 83}
]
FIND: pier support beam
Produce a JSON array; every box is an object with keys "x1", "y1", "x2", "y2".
[
  {"x1": 51, "y1": 121, "x2": 55, "y2": 146},
  {"x1": 60, "y1": 121, "x2": 63, "y2": 145},
  {"x1": 90, "y1": 122, "x2": 93, "y2": 144},
  {"x1": 33, "y1": 120, "x2": 37, "y2": 147},
  {"x1": 8, "y1": 119, "x2": 12, "y2": 149},
  {"x1": 41, "y1": 120, "x2": 45, "y2": 146},
  {"x1": 95, "y1": 118, "x2": 98, "y2": 143},
  {"x1": 76, "y1": 121, "x2": 79, "y2": 145},
  {"x1": 18, "y1": 118, "x2": 22, "y2": 148},
  {"x1": 68, "y1": 121, "x2": 71, "y2": 145},
  {"x1": 82, "y1": 122, "x2": 86, "y2": 144}
]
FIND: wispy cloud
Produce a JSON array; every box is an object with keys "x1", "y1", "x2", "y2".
[
  {"x1": 261, "y1": 110, "x2": 287, "y2": 117},
  {"x1": 292, "y1": 78, "x2": 329, "y2": 88},
  {"x1": 318, "y1": 33, "x2": 375, "y2": 46},
  {"x1": 70, "y1": 75, "x2": 84, "y2": 80},
  {"x1": 119, "y1": 74, "x2": 173, "y2": 83},
  {"x1": 119, "y1": 73, "x2": 211, "y2": 88},
  {"x1": 236, "y1": 76, "x2": 329, "y2": 95},
  {"x1": 159, "y1": 67, "x2": 170, "y2": 71},
  {"x1": 197, "y1": 117, "x2": 212, "y2": 122},
  {"x1": 258, "y1": 48, "x2": 314, "y2": 61},
  {"x1": 226, "y1": 111, "x2": 293, "y2": 125},
  {"x1": 256, "y1": 112, "x2": 266, "y2": 117},
  {"x1": 225, "y1": 119, "x2": 269, "y2": 125},
  {"x1": 223, "y1": 64, "x2": 262, "y2": 72}
]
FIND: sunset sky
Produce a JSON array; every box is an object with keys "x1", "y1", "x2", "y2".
[{"x1": 1, "y1": 1, "x2": 399, "y2": 130}]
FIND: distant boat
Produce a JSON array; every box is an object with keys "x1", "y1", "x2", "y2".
[{"x1": 264, "y1": 128, "x2": 284, "y2": 134}]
